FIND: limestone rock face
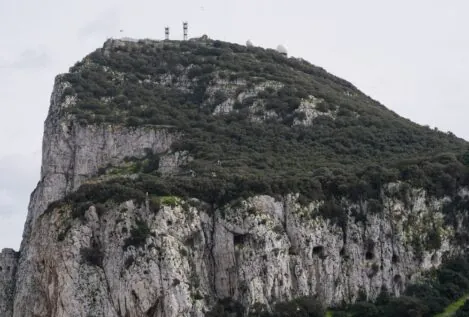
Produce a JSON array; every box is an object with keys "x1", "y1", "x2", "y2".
[
  {"x1": 23, "y1": 75, "x2": 179, "y2": 240},
  {"x1": 2, "y1": 40, "x2": 468, "y2": 317},
  {"x1": 0, "y1": 249, "x2": 18, "y2": 317},
  {"x1": 8, "y1": 190, "x2": 463, "y2": 317},
  {"x1": 10, "y1": 75, "x2": 179, "y2": 317}
]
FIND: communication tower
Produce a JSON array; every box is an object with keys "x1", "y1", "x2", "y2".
[
  {"x1": 165, "y1": 26, "x2": 170, "y2": 40},
  {"x1": 183, "y1": 22, "x2": 188, "y2": 40}
]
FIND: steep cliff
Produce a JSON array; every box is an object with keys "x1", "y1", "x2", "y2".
[
  {"x1": 10, "y1": 188, "x2": 469, "y2": 317},
  {"x1": 3, "y1": 37, "x2": 469, "y2": 317},
  {"x1": 0, "y1": 249, "x2": 18, "y2": 317}
]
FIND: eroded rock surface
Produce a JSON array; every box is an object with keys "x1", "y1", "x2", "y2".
[
  {"x1": 0, "y1": 249, "x2": 18, "y2": 317},
  {"x1": 11, "y1": 189, "x2": 464, "y2": 317}
]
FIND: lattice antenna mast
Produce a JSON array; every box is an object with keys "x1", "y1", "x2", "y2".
[
  {"x1": 165, "y1": 26, "x2": 170, "y2": 40},
  {"x1": 183, "y1": 22, "x2": 188, "y2": 41}
]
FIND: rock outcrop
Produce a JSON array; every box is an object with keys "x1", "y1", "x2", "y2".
[
  {"x1": 23, "y1": 75, "x2": 178, "y2": 239},
  {"x1": 0, "y1": 249, "x2": 18, "y2": 317},
  {"x1": 8, "y1": 189, "x2": 464, "y2": 317},
  {"x1": 2, "y1": 38, "x2": 469, "y2": 317}
]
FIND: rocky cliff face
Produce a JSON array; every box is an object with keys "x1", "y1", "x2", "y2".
[
  {"x1": 0, "y1": 249, "x2": 18, "y2": 317},
  {"x1": 11, "y1": 76, "x2": 179, "y2": 317},
  {"x1": 2, "y1": 38, "x2": 469, "y2": 317},
  {"x1": 7, "y1": 186, "x2": 466, "y2": 317},
  {"x1": 22, "y1": 75, "x2": 178, "y2": 240}
]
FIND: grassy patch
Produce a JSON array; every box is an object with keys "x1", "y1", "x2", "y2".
[
  {"x1": 435, "y1": 294, "x2": 469, "y2": 317},
  {"x1": 159, "y1": 196, "x2": 180, "y2": 207}
]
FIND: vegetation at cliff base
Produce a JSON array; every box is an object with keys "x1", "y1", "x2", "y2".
[
  {"x1": 204, "y1": 255, "x2": 469, "y2": 317},
  {"x1": 454, "y1": 299, "x2": 469, "y2": 317}
]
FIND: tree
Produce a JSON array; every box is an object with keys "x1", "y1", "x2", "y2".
[
  {"x1": 383, "y1": 296, "x2": 429, "y2": 317},
  {"x1": 350, "y1": 302, "x2": 380, "y2": 317},
  {"x1": 456, "y1": 300, "x2": 469, "y2": 317}
]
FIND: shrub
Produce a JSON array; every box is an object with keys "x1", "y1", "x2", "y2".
[
  {"x1": 456, "y1": 300, "x2": 469, "y2": 317},
  {"x1": 382, "y1": 296, "x2": 429, "y2": 317},
  {"x1": 124, "y1": 219, "x2": 151, "y2": 249},
  {"x1": 124, "y1": 255, "x2": 135, "y2": 269},
  {"x1": 271, "y1": 296, "x2": 325, "y2": 317},
  {"x1": 426, "y1": 230, "x2": 442, "y2": 250},
  {"x1": 349, "y1": 302, "x2": 380, "y2": 317},
  {"x1": 318, "y1": 201, "x2": 347, "y2": 227},
  {"x1": 206, "y1": 298, "x2": 245, "y2": 317},
  {"x1": 80, "y1": 246, "x2": 104, "y2": 267}
]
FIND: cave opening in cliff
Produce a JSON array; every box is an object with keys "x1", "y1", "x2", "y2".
[
  {"x1": 365, "y1": 239, "x2": 375, "y2": 260},
  {"x1": 393, "y1": 274, "x2": 403, "y2": 289},
  {"x1": 233, "y1": 233, "x2": 248, "y2": 247},
  {"x1": 312, "y1": 246, "x2": 325, "y2": 258}
]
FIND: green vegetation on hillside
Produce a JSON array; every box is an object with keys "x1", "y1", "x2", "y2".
[
  {"x1": 47, "y1": 38, "x2": 469, "y2": 223},
  {"x1": 435, "y1": 294, "x2": 469, "y2": 317},
  {"x1": 40, "y1": 38, "x2": 469, "y2": 317},
  {"x1": 455, "y1": 299, "x2": 469, "y2": 317}
]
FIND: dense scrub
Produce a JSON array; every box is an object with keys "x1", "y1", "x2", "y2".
[
  {"x1": 55, "y1": 38, "x2": 469, "y2": 204},
  {"x1": 329, "y1": 255, "x2": 469, "y2": 317},
  {"x1": 45, "y1": 154, "x2": 469, "y2": 232},
  {"x1": 46, "y1": 38, "x2": 469, "y2": 221},
  {"x1": 456, "y1": 300, "x2": 469, "y2": 317}
]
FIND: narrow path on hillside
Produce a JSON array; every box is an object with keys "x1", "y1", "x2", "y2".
[
  {"x1": 325, "y1": 294, "x2": 469, "y2": 317},
  {"x1": 434, "y1": 294, "x2": 469, "y2": 317}
]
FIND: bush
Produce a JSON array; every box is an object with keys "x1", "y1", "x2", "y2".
[
  {"x1": 456, "y1": 300, "x2": 469, "y2": 317},
  {"x1": 206, "y1": 298, "x2": 245, "y2": 317},
  {"x1": 426, "y1": 230, "x2": 442, "y2": 250},
  {"x1": 124, "y1": 219, "x2": 151, "y2": 249},
  {"x1": 382, "y1": 296, "x2": 429, "y2": 317},
  {"x1": 349, "y1": 302, "x2": 380, "y2": 317},
  {"x1": 438, "y1": 269, "x2": 469, "y2": 292},
  {"x1": 45, "y1": 181, "x2": 146, "y2": 217},
  {"x1": 80, "y1": 246, "x2": 104, "y2": 267},
  {"x1": 248, "y1": 296, "x2": 325, "y2": 317}
]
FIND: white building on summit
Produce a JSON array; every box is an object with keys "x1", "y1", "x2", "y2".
[{"x1": 277, "y1": 44, "x2": 288, "y2": 56}]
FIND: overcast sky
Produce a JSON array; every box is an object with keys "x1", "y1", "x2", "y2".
[{"x1": 1, "y1": 0, "x2": 469, "y2": 250}]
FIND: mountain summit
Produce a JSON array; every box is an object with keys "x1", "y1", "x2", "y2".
[
  {"x1": 2, "y1": 37, "x2": 469, "y2": 317},
  {"x1": 56, "y1": 37, "x2": 468, "y2": 205}
]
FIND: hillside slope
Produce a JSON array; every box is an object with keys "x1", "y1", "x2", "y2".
[
  {"x1": 2, "y1": 37, "x2": 469, "y2": 317},
  {"x1": 57, "y1": 37, "x2": 469, "y2": 205}
]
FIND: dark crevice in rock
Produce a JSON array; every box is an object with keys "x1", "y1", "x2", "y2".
[
  {"x1": 146, "y1": 298, "x2": 159, "y2": 317},
  {"x1": 312, "y1": 246, "x2": 325, "y2": 257}
]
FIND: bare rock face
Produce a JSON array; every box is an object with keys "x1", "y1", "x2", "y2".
[
  {"x1": 23, "y1": 75, "x2": 178, "y2": 239},
  {"x1": 8, "y1": 190, "x2": 463, "y2": 317},
  {"x1": 12, "y1": 74, "x2": 179, "y2": 317},
  {"x1": 0, "y1": 249, "x2": 18, "y2": 317}
]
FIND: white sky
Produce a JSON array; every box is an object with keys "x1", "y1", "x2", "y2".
[{"x1": 1, "y1": 0, "x2": 469, "y2": 250}]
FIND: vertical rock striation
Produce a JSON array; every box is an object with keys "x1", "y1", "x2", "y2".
[{"x1": 0, "y1": 249, "x2": 19, "y2": 317}]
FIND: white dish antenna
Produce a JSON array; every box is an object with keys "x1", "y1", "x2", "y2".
[{"x1": 276, "y1": 44, "x2": 288, "y2": 55}]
